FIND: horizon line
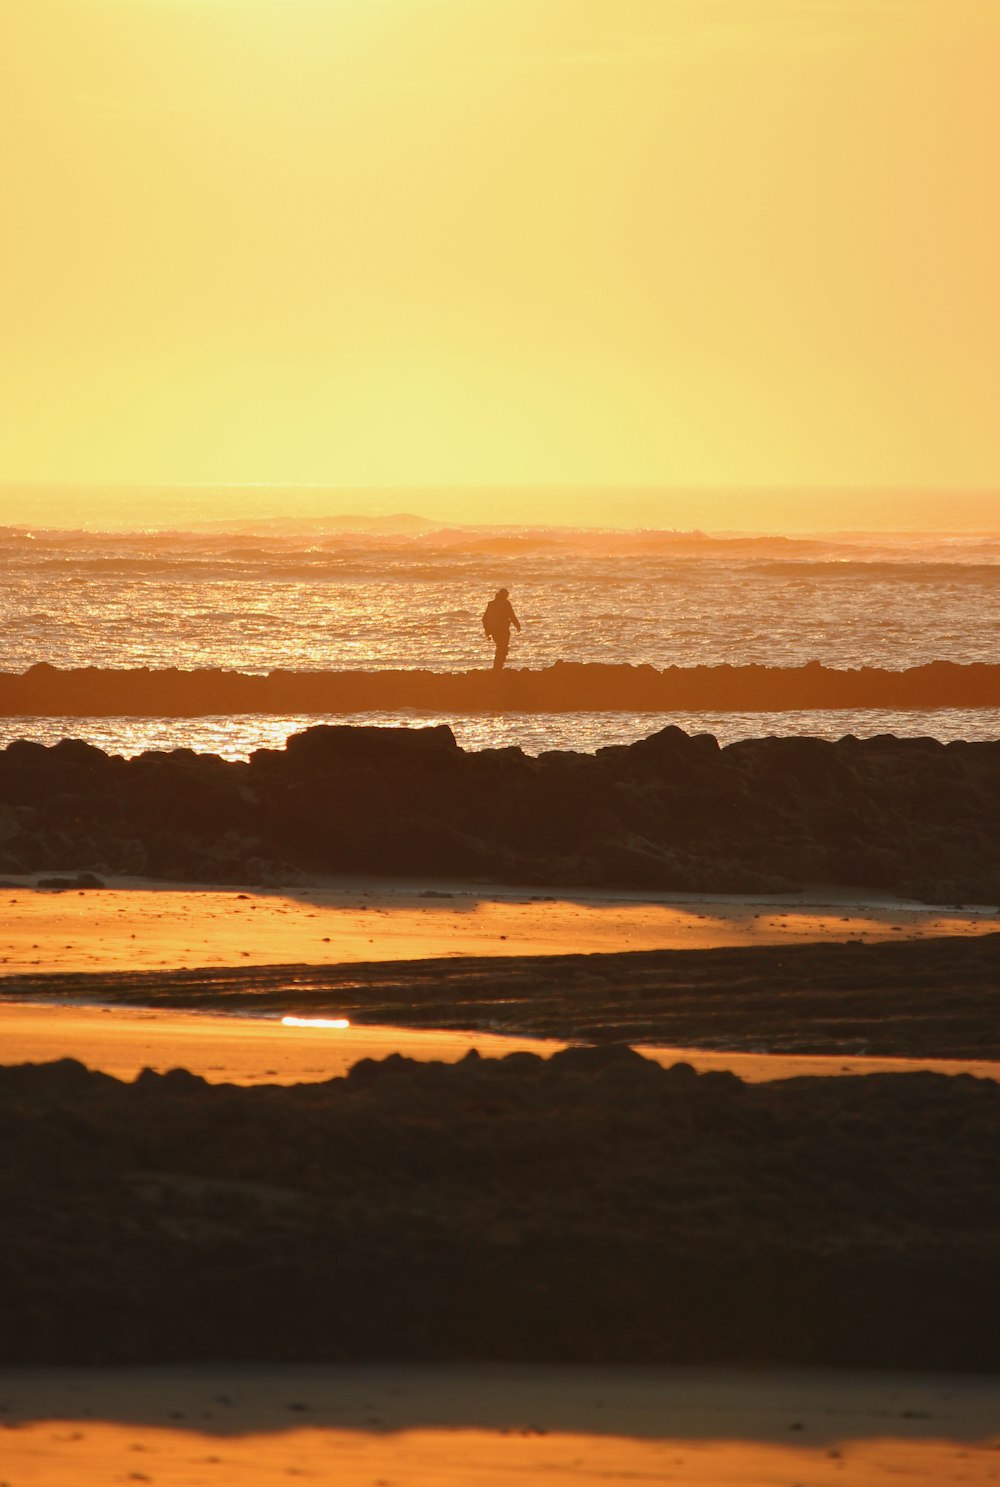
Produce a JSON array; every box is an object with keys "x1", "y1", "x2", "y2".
[{"x1": 3, "y1": 481, "x2": 999, "y2": 493}]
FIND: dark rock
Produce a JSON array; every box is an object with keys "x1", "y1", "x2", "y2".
[
  {"x1": 35, "y1": 872, "x2": 106, "y2": 891},
  {"x1": 49, "y1": 738, "x2": 112, "y2": 768},
  {"x1": 1, "y1": 1052, "x2": 997, "y2": 1370},
  {"x1": 0, "y1": 723, "x2": 998, "y2": 902},
  {"x1": 283, "y1": 724, "x2": 459, "y2": 768}
]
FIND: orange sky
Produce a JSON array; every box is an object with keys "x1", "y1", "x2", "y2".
[{"x1": 2, "y1": 0, "x2": 998, "y2": 530}]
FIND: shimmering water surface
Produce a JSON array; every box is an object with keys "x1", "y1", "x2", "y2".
[
  {"x1": 3, "y1": 523, "x2": 1000, "y2": 752},
  {"x1": 3, "y1": 708, "x2": 1000, "y2": 760}
]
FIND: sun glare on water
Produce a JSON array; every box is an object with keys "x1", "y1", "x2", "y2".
[{"x1": 282, "y1": 1016, "x2": 351, "y2": 1030}]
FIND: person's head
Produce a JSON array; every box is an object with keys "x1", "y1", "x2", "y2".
[{"x1": 496, "y1": 587, "x2": 509, "y2": 599}]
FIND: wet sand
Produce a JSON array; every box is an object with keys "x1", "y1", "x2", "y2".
[
  {"x1": 0, "y1": 874, "x2": 994, "y2": 977},
  {"x1": 3, "y1": 1362, "x2": 999, "y2": 1486},
  {"x1": 6, "y1": 914, "x2": 1000, "y2": 1060},
  {"x1": 0, "y1": 1002, "x2": 567, "y2": 1085},
  {"x1": 3, "y1": 1000, "x2": 998, "y2": 1085}
]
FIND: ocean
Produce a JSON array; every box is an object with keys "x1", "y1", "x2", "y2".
[{"x1": 2, "y1": 522, "x2": 999, "y2": 757}]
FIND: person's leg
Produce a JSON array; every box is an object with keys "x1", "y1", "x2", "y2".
[{"x1": 493, "y1": 633, "x2": 509, "y2": 670}]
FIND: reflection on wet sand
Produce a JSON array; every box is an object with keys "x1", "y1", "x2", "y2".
[{"x1": 2, "y1": 1002, "x2": 998, "y2": 1086}]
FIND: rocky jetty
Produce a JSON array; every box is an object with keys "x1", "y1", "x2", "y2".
[
  {"x1": 5, "y1": 659, "x2": 1000, "y2": 714},
  {"x1": 3, "y1": 1048, "x2": 998, "y2": 1368},
  {"x1": 0, "y1": 722, "x2": 998, "y2": 901}
]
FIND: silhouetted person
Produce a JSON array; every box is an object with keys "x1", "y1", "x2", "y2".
[{"x1": 482, "y1": 587, "x2": 521, "y2": 671}]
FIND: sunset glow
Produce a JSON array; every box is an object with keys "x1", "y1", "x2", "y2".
[
  {"x1": 2, "y1": 0, "x2": 998, "y2": 529},
  {"x1": 5, "y1": 4, "x2": 1000, "y2": 1447}
]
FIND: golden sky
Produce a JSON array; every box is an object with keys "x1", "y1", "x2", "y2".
[{"x1": 2, "y1": 0, "x2": 998, "y2": 528}]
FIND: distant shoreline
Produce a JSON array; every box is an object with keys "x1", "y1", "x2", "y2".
[{"x1": 7, "y1": 659, "x2": 1000, "y2": 715}]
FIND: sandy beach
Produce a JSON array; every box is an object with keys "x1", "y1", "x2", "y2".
[
  {"x1": 3, "y1": 1362, "x2": 999, "y2": 1486},
  {"x1": 1, "y1": 873, "x2": 994, "y2": 977}
]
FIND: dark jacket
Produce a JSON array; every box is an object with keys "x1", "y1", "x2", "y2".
[{"x1": 482, "y1": 596, "x2": 518, "y2": 637}]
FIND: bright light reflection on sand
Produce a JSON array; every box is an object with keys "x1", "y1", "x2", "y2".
[{"x1": 282, "y1": 1015, "x2": 350, "y2": 1029}]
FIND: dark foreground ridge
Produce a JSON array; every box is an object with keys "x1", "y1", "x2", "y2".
[
  {"x1": 8, "y1": 933, "x2": 1000, "y2": 1060},
  {"x1": 7, "y1": 658, "x2": 1000, "y2": 714},
  {"x1": 3, "y1": 1048, "x2": 998, "y2": 1369},
  {"x1": 2, "y1": 721, "x2": 1000, "y2": 901}
]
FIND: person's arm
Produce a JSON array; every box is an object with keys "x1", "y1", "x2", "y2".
[{"x1": 510, "y1": 605, "x2": 521, "y2": 632}]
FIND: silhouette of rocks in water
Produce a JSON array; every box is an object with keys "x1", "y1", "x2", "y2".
[
  {"x1": 1, "y1": 722, "x2": 999, "y2": 901},
  {"x1": 6, "y1": 658, "x2": 1000, "y2": 714},
  {"x1": 2, "y1": 1048, "x2": 998, "y2": 1368}
]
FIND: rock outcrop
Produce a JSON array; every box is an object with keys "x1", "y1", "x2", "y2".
[
  {"x1": 2, "y1": 1048, "x2": 998, "y2": 1368},
  {"x1": 0, "y1": 722, "x2": 998, "y2": 901}
]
